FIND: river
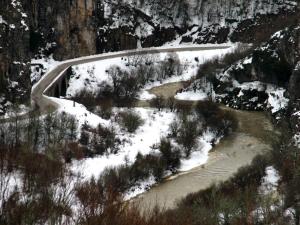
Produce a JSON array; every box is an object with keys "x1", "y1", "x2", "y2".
[{"x1": 133, "y1": 82, "x2": 280, "y2": 210}]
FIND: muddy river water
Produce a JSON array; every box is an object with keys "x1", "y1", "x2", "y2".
[{"x1": 133, "y1": 82, "x2": 280, "y2": 210}]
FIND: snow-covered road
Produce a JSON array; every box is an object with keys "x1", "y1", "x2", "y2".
[{"x1": 31, "y1": 45, "x2": 231, "y2": 112}]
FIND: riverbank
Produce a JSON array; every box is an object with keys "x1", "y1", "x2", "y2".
[
  {"x1": 135, "y1": 108, "x2": 278, "y2": 210},
  {"x1": 132, "y1": 83, "x2": 280, "y2": 210}
]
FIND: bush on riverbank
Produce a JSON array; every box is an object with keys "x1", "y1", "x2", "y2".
[
  {"x1": 71, "y1": 53, "x2": 184, "y2": 105},
  {"x1": 97, "y1": 151, "x2": 175, "y2": 194},
  {"x1": 175, "y1": 117, "x2": 200, "y2": 157},
  {"x1": 118, "y1": 111, "x2": 144, "y2": 133},
  {"x1": 168, "y1": 100, "x2": 237, "y2": 157},
  {"x1": 195, "y1": 101, "x2": 238, "y2": 136}
]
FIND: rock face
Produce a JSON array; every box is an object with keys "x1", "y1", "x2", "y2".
[
  {"x1": 99, "y1": 0, "x2": 298, "y2": 49},
  {"x1": 205, "y1": 26, "x2": 300, "y2": 115},
  {"x1": 1, "y1": 0, "x2": 98, "y2": 113},
  {"x1": 0, "y1": 0, "x2": 298, "y2": 114},
  {"x1": 289, "y1": 63, "x2": 300, "y2": 101},
  {"x1": 23, "y1": 0, "x2": 97, "y2": 59},
  {"x1": 223, "y1": 26, "x2": 300, "y2": 87},
  {"x1": 0, "y1": 0, "x2": 31, "y2": 113}
]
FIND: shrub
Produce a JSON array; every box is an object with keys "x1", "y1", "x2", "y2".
[
  {"x1": 175, "y1": 101, "x2": 192, "y2": 115},
  {"x1": 159, "y1": 138, "x2": 181, "y2": 172},
  {"x1": 130, "y1": 152, "x2": 152, "y2": 182},
  {"x1": 94, "y1": 100, "x2": 113, "y2": 120},
  {"x1": 158, "y1": 53, "x2": 183, "y2": 80},
  {"x1": 119, "y1": 111, "x2": 144, "y2": 133},
  {"x1": 73, "y1": 88, "x2": 96, "y2": 108},
  {"x1": 135, "y1": 63, "x2": 156, "y2": 85},
  {"x1": 176, "y1": 118, "x2": 199, "y2": 158},
  {"x1": 195, "y1": 100, "x2": 220, "y2": 120},
  {"x1": 92, "y1": 124, "x2": 120, "y2": 155},
  {"x1": 106, "y1": 66, "x2": 138, "y2": 100},
  {"x1": 166, "y1": 97, "x2": 176, "y2": 112},
  {"x1": 79, "y1": 130, "x2": 90, "y2": 146},
  {"x1": 65, "y1": 142, "x2": 86, "y2": 162},
  {"x1": 97, "y1": 152, "x2": 167, "y2": 194},
  {"x1": 169, "y1": 120, "x2": 180, "y2": 138},
  {"x1": 197, "y1": 57, "x2": 220, "y2": 79},
  {"x1": 122, "y1": 73, "x2": 140, "y2": 99},
  {"x1": 195, "y1": 101, "x2": 237, "y2": 136},
  {"x1": 197, "y1": 44, "x2": 254, "y2": 81},
  {"x1": 79, "y1": 123, "x2": 120, "y2": 156},
  {"x1": 150, "y1": 96, "x2": 166, "y2": 111},
  {"x1": 151, "y1": 157, "x2": 166, "y2": 182}
]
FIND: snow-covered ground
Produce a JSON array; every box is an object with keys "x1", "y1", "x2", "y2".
[
  {"x1": 71, "y1": 107, "x2": 218, "y2": 179},
  {"x1": 66, "y1": 46, "x2": 235, "y2": 99},
  {"x1": 124, "y1": 175, "x2": 156, "y2": 200},
  {"x1": 0, "y1": 171, "x2": 22, "y2": 212},
  {"x1": 175, "y1": 89, "x2": 208, "y2": 101},
  {"x1": 71, "y1": 108, "x2": 175, "y2": 180},
  {"x1": 180, "y1": 129, "x2": 220, "y2": 171},
  {"x1": 47, "y1": 96, "x2": 110, "y2": 130},
  {"x1": 259, "y1": 166, "x2": 280, "y2": 195},
  {"x1": 252, "y1": 166, "x2": 281, "y2": 222}
]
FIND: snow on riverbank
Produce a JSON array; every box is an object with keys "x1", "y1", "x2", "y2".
[
  {"x1": 70, "y1": 107, "x2": 219, "y2": 200},
  {"x1": 180, "y1": 129, "x2": 219, "y2": 172},
  {"x1": 71, "y1": 108, "x2": 176, "y2": 180},
  {"x1": 66, "y1": 45, "x2": 235, "y2": 99},
  {"x1": 48, "y1": 93, "x2": 221, "y2": 198},
  {"x1": 47, "y1": 97, "x2": 110, "y2": 129},
  {"x1": 175, "y1": 90, "x2": 208, "y2": 101},
  {"x1": 124, "y1": 176, "x2": 156, "y2": 200}
]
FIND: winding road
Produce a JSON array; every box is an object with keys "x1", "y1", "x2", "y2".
[{"x1": 31, "y1": 45, "x2": 230, "y2": 111}]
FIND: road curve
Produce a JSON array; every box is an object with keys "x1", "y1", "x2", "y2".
[{"x1": 31, "y1": 45, "x2": 231, "y2": 112}]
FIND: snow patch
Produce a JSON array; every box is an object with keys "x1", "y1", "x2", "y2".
[
  {"x1": 137, "y1": 90, "x2": 156, "y2": 100},
  {"x1": 259, "y1": 166, "x2": 280, "y2": 195},
  {"x1": 124, "y1": 176, "x2": 156, "y2": 200},
  {"x1": 0, "y1": 15, "x2": 7, "y2": 24},
  {"x1": 31, "y1": 55, "x2": 60, "y2": 83},
  {"x1": 180, "y1": 129, "x2": 219, "y2": 171},
  {"x1": 47, "y1": 97, "x2": 110, "y2": 129},
  {"x1": 266, "y1": 86, "x2": 289, "y2": 114},
  {"x1": 175, "y1": 90, "x2": 208, "y2": 101}
]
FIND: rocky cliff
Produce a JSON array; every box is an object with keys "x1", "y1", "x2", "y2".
[{"x1": 98, "y1": 0, "x2": 298, "y2": 51}]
